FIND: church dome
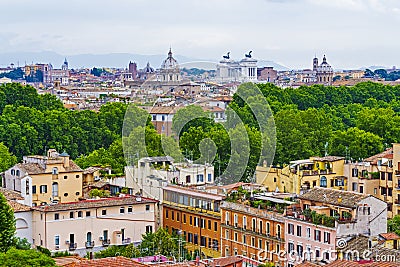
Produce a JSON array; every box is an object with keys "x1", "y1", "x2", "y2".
[
  {"x1": 143, "y1": 62, "x2": 154, "y2": 73},
  {"x1": 161, "y1": 48, "x2": 179, "y2": 70}
]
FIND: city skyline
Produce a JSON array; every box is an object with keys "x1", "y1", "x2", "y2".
[{"x1": 0, "y1": 0, "x2": 399, "y2": 69}]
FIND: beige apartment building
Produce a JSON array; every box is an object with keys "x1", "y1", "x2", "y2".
[
  {"x1": 32, "y1": 195, "x2": 157, "y2": 256},
  {"x1": 257, "y1": 156, "x2": 346, "y2": 195},
  {"x1": 3, "y1": 149, "x2": 83, "y2": 206},
  {"x1": 346, "y1": 143, "x2": 400, "y2": 218}
]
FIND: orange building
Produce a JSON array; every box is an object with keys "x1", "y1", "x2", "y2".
[
  {"x1": 162, "y1": 186, "x2": 223, "y2": 259},
  {"x1": 221, "y1": 201, "x2": 285, "y2": 266}
]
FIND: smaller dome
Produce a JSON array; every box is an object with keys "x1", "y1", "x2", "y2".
[{"x1": 143, "y1": 62, "x2": 154, "y2": 73}]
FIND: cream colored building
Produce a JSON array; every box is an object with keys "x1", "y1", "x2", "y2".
[
  {"x1": 32, "y1": 195, "x2": 157, "y2": 256},
  {"x1": 2, "y1": 149, "x2": 83, "y2": 206},
  {"x1": 257, "y1": 156, "x2": 346, "y2": 195}
]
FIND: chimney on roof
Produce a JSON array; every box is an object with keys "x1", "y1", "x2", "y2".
[
  {"x1": 338, "y1": 195, "x2": 342, "y2": 203},
  {"x1": 59, "y1": 151, "x2": 70, "y2": 168}
]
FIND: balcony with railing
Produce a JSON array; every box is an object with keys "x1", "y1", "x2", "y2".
[
  {"x1": 102, "y1": 239, "x2": 111, "y2": 246},
  {"x1": 300, "y1": 170, "x2": 334, "y2": 177},
  {"x1": 68, "y1": 243, "x2": 77, "y2": 251},
  {"x1": 122, "y1": 238, "x2": 131, "y2": 244},
  {"x1": 85, "y1": 241, "x2": 94, "y2": 248}
]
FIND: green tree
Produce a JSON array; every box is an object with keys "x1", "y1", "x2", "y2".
[
  {"x1": 0, "y1": 192, "x2": 16, "y2": 252},
  {"x1": 0, "y1": 142, "x2": 17, "y2": 173},
  {"x1": 14, "y1": 237, "x2": 31, "y2": 250},
  {"x1": 388, "y1": 215, "x2": 400, "y2": 236},
  {"x1": 172, "y1": 105, "x2": 214, "y2": 137},
  {"x1": 330, "y1": 127, "x2": 384, "y2": 160},
  {"x1": 0, "y1": 248, "x2": 55, "y2": 267},
  {"x1": 138, "y1": 228, "x2": 180, "y2": 257},
  {"x1": 95, "y1": 244, "x2": 140, "y2": 259}
]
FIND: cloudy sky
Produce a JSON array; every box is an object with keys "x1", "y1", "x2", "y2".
[{"x1": 0, "y1": 0, "x2": 399, "y2": 69}]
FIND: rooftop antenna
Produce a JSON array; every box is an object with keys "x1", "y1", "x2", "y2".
[{"x1": 345, "y1": 146, "x2": 350, "y2": 162}]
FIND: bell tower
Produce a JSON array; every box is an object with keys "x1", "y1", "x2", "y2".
[{"x1": 313, "y1": 56, "x2": 318, "y2": 71}]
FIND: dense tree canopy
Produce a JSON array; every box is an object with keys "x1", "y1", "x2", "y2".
[
  {"x1": 2, "y1": 81, "x2": 400, "y2": 180},
  {"x1": 0, "y1": 248, "x2": 55, "y2": 267}
]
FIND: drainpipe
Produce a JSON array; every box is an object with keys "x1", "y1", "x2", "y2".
[{"x1": 45, "y1": 212, "x2": 47, "y2": 248}]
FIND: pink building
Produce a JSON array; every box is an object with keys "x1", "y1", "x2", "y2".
[{"x1": 285, "y1": 216, "x2": 336, "y2": 267}]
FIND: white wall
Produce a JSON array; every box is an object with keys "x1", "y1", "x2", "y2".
[{"x1": 15, "y1": 211, "x2": 33, "y2": 244}]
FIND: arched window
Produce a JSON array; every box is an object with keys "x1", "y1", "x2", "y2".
[
  {"x1": 16, "y1": 170, "x2": 20, "y2": 177},
  {"x1": 52, "y1": 167, "x2": 58, "y2": 175},
  {"x1": 320, "y1": 176, "x2": 327, "y2": 187},
  {"x1": 11, "y1": 169, "x2": 15, "y2": 175}
]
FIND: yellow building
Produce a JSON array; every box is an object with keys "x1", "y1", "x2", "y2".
[
  {"x1": 257, "y1": 156, "x2": 346, "y2": 195},
  {"x1": 2, "y1": 149, "x2": 83, "y2": 206},
  {"x1": 378, "y1": 233, "x2": 400, "y2": 250},
  {"x1": 344, "y1": 143, "x2": 400, "y2": 218}
]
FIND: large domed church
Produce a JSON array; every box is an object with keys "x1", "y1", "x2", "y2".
[{"x1": 158, "y1": 48, "x2": 181, "y2": 83}]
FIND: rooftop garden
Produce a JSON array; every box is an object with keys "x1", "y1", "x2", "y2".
[
  {"x1": 295, "y1": 208, "x2": 352, "y2": 227},
  {"x1": 225, "y1": 186, "x2": 290, "y2": 214}
]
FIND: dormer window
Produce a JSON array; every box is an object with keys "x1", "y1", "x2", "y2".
[{"x1": 52, "y1": 167, "x2": 58, "y2": 174}]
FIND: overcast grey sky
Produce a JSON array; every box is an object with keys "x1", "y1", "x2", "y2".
[{"x1": 0, "y1": 0, "x2": 399, "y2": 69}]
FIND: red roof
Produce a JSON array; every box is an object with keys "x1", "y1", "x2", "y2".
[
  {"x1": 297, "y1": 260, "x2": 400, "y2": 267},
  {"x1": 380, "y1": 232, "x2": 400, "y2": 240},
  {"x1": 64, "y1": 256, "x2": 146, "y2": 267}
]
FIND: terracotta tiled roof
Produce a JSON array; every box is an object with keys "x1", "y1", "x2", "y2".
[
  {"x1": 164, "y1": 185, "x2": 224, "y2": 200},
  {"x1": 299, "y1": 187, "x2": 368, "y2": 208},
  {"x1": 321, "y1": 260, "x2": 400, "y2": 267},
  {"x1": 201, "y1": 256, "x2": 243, "y2": 267},
  {"x1": 295, "y1": 262, "x2": 320, "y2": 267},
  {"x1": 0, "y1": 188, "x2": 23, "y2": 200},
  {"x1": 33, "y1": 195, "x2": 157, "y2": 212},
  {"x1": 336, "y1": 235, "x2": 400, "y2": 263},
  {"x1": 364, "y1": 148, "x2": 393, "y2": 164},
  {"x1": 7, "y1": 200, "x2": 31, "y2": 212},
  {"x1": 16, "y1": 160, "x2": 82, "y2": 175},
  {"x1": 83, "y1": 166, "x2": 103, "y2": 174},
  {"x1": 90, "y1": 180, "x2": 110, "y2": 188},
  {"x1": 214, "y1": 96, "x2": 232, "y2": 102},
  {"x1": 145, "y1": 106, "x2": 183, "y2": 114},
  {"x1": 202, "y1": 106, "x2": 225, "y2": 112},
  {"x1": 380, "y1": 233, "x2": 400, "y2": 240},
  {"x1": 54, "y1": 256, "x2": 85, "y2": 266},
  {"x1": 63, "y1": 256, "x2": 145, "y2": 267}
]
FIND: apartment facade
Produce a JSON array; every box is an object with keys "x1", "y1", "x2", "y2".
[
  {"x1": 3, "y1": 149, "x2": 83, "y2": 206},
  {"x1": 257, "y1": 156, "x2": 346, "y2": 195},
  {"x1": 346, "y1": 144, "x2": 400, "y2": 218},
  {"x1": 220, "y1": 201, "x2": 285, "y2": 267},
  {"x1": 298, "y1": 187, "x2": 387, "y2": 237},
  {"x1": 32, "y1": 195, "x2": 157, "y2": 256},
  {"x1": 162, "y1": 186, "x2": 223, "y2": 259},
  {"x1": 285, "y1": 215, "x2": 336, "y2": 267}
]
